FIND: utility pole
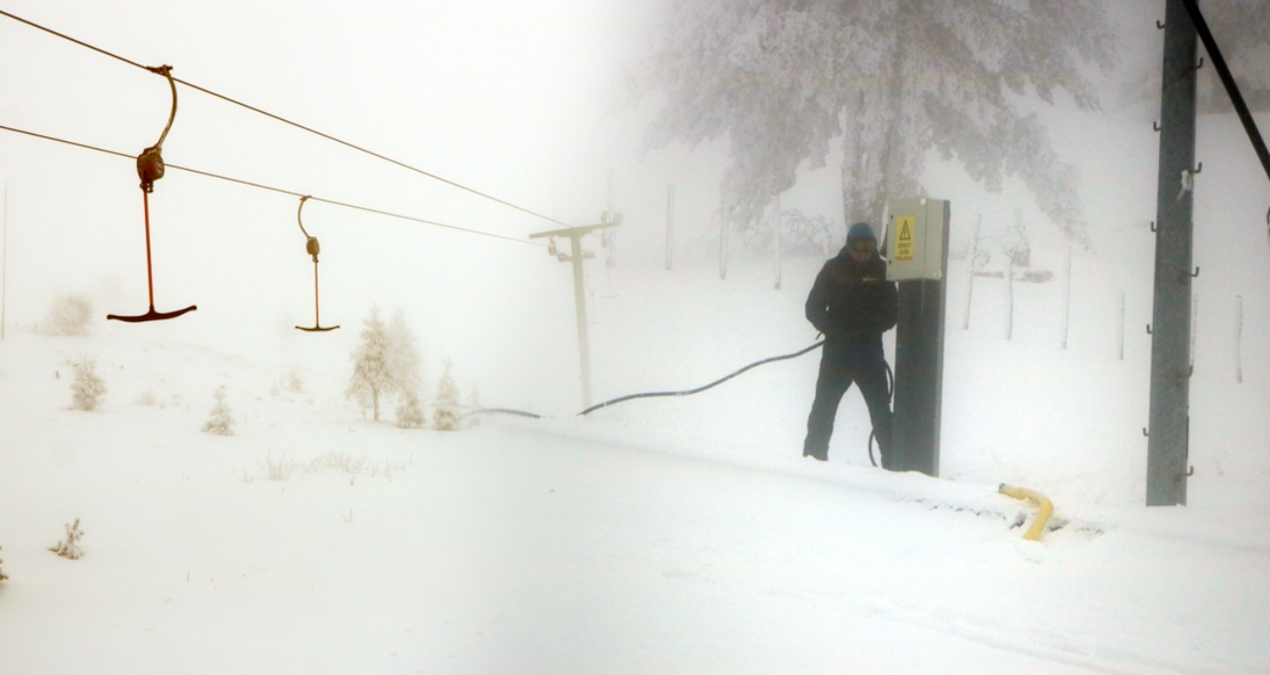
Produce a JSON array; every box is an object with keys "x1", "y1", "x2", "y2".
[
  {"x1": 2, "y1": 182, "x2": 7, "y2": 341},
  {"x1": 886, "y1": 198, "x2": 950, "y2": 477},
  {"x1": 666, "y1": 183, "x2": 675, "y2": 271},
  {"x1": 1147, "y1": 0, "x2": 1199, "y2": 506},
  {"x1": 530, "y1": 218, "x2": 621, "y2": 409},
  {"x1": 772, "y1": 194, "x2": 782, "y2": 290}
]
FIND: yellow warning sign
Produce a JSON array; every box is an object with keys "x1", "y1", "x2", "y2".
[{"x1": 895, "y1": 216, "x2": 915, "y2": 263}]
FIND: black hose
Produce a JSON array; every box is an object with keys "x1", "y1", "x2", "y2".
[
  {"x1": 578, "y1": 341, "x2": 825, "y2": 416},
  {"x1": 867, "y1": 360, "x2": 895, "y2": 468},
  {"x1": 459, "y1": 407, "x2": 542, "y2": 420}
]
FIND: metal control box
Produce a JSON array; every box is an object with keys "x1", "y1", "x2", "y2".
[{"x1": 884, "y1": 198, "x2": 950, "y2": 281}]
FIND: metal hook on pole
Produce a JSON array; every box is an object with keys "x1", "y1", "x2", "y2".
[
  {"x1": 107, "y1": 64, "x2": 196, "y2": 323},
  {"x1": 295, "y1": 195, "x2": 337, "y2": 332},
  {"x1": 297, "y1": 195, "x2": 319, "y2": 262},
  {"x1": 136, "y1": 65, "x2": 176, "y2": 193}
]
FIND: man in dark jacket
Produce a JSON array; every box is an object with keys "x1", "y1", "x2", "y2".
[{"x1": 803, "y1": 222, "x2": 898, "y2": 465}]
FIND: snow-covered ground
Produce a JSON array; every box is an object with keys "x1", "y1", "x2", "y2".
[
  {"x1": 1, "y1": 237, "x2": 1268, "y2": 673},
  {"x1": 1, "y1": 3, "x2": 1269, "y2": 669}
]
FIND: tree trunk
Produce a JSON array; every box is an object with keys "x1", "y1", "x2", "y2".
[{"x1": 372, "y1": 388, "x2": 380, "y2": 421}]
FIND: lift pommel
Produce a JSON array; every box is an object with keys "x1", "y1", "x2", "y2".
[
  {"x1": 295, "y1": 196, "x2": 338, "y2": 332},
  {"x1": 107, "y1": 63, "x2": 197, "y2": 323}
]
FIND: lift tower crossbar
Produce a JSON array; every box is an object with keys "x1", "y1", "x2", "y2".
[{"x1": 530, "y1": 219, "x2": 620, "y2": 409}]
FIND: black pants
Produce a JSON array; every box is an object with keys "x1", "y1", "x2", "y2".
[{"x1": 803, "y1": 349, "x2": 892, "y2": 465}]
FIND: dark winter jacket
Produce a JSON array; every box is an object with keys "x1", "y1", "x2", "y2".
[{"x1": 805, "y1": 247, "x2": 898, "y2": 354}]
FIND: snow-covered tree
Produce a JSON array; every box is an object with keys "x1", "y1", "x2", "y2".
[
  {"x1": 432, "y1": 358, "x2": 461, "y2": 431},
  {"x1": 387, "y1": 307, "x2": 423, "y2": 398},
  {"x1": 70, "y1": 356, "x2": 106, "y2": 411},
  {"x1": 631, "y1": 0, "x2": 1115, "y2": 247},
  {"x1": 347, "y1": 306, "x2": 424, "y2": 423},
  {"x1": 1002, "y1": 208, "x2": 1032, "y2": 269},
  {"x1": 1189, "y1": 0, "x2": 1270, "y2": 113},
  {"x1": 395, "y1": 390, "x2": 425, "y2": 429},
  {"x1": 0, "y1": 545, "x2": 8, "y2": 580},
  {"x1": 464, "y1": 383, "x2": 483, "y2": 429},
  {"x1": 346, "y1": 306, "x2": 395, "y2": 421},
  {"x1": 201, "y1": 386, "x2": 235, "y2": 436},
  {"x1": 43, "y1": 292, "x2": 93, "y2": 336},
  {"x1": 48, "y1": 518, "x2": 84, "y2": 560}
]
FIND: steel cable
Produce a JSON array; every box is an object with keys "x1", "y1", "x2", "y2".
[
  {"x1": 0, "y1": 123, "x2": 544, "y2": 247},
  {"x1": 0, "y1": 9, "x2": 573, "y2": 229}
]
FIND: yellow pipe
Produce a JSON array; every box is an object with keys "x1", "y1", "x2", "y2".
[{"x1": 998, "y1": 484, "x2": 1054, "y2": 541}]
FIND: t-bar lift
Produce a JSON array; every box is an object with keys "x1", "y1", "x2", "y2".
[{"x1": 530, "y1": 214, "x2": 621, "y2": 408}]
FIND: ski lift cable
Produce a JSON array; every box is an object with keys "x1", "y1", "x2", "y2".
[
  {"x1": 0, "y1": 123, "x2": 546, "y2": 248},
  {"x1": 0, "y1": 9, "x2": 573, "y2": 229}
]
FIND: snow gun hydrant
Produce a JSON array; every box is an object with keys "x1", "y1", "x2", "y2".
[{"x1": 998, "y1": 484, "x2": 1054, "y2": 542}]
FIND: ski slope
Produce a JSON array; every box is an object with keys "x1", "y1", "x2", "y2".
[{"x1": 1, "y1": 248, "x2": 1267, "y2": 674}]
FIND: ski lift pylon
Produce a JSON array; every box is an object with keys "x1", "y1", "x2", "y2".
[
  {"x1": 107, "y1": 64, "x2": 197, "y2": 323},
  {"x1": 295, "y1": 196, "x2": 338, "y2": 332}
]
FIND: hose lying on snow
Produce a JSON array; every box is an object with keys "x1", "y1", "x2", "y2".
[
  {"x1": 461, "y1": 341, "x2": 826, "y2": 420},
  {"x1": 576, "y1": 341, "x2": 825, "y2": 416}
]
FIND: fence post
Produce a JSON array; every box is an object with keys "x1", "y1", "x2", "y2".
[
  {"x1": 1118, "y1": 290, "x2": 1126, "y2": 360},
  {"x1": 1235, "y1": 294, "x2": 1243, "y2": 383}
]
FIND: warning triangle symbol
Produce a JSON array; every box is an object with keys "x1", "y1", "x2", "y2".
[{"x1": 899, "y1": 222, "x2": 913, "y2": 241}]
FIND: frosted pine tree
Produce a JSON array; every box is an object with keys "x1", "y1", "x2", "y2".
[
  {"x1": 432, "y1": 358, "x2": 460, "y2": 431},
  {"x1": 464, "y1": 383, "x2": 483, "y2": 429},
  {"x1": 49, "y1": 518, "x2": 84, "y2": 560},
  {"x1": 201, "y1": 386, "x2": 235, "y2": 436},
  {"x1": 70, "y1": 356, "x2": 106, "y2": 411},
  {"x1": 387, "y1": 308, "x2": 423, "y2": 397},
  {"x1": 346, "y1": 306, "x2": 396, "y2": 421},
  {"x1": 395, "y1": 391, "x2": 425, "y2": 429},
  {"x1": 631, "y1": 0, "x2": 1114, "y2": 245},
  {"x1": 387, "y1": 307, "x2": 424, "y2": 428}
]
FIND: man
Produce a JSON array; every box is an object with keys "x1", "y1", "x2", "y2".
[{"x1": 803, "y1": 222, "x2": 898, "y2": 465}]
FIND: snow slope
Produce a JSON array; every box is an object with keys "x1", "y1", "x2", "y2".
[{"x1": 1, "y1": 241, "x2": 1267, "y2": 674}]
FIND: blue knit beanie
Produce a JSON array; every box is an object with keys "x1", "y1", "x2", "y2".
[{"x1": 847, "y1": 222, "x2": 876, "y2": 241}]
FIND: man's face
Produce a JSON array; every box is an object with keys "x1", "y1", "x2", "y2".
[{"x1": 849, "y1": 238, "x2": 876, "y2": 263}]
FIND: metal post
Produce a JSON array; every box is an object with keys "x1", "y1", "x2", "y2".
[
  {"x1": 530, "y1": 221, "x2": 619, "y2": 410},
  {"x1": 569, "y1": 234, "x2": 591, "y2": 408},
  {"x1": 719, "y1": 207, "x2": 729, "y2": 280},
  {"x1": 606, "y1": 169, "x2": 616, "y2": 270},
  {"x1": 1235, "y1": 295, "x2": 1243, "y2": 383},
  {"x1": 2, "y1": 182, "x2": 6, "y2": 341},
  {"x1": 1147, "y1": 0, "x2": 1199, "y2": 506},
  {"x1": 666, "y1": 183, "x2": 675, "y2": 271},
  {"x1": 890, "y1": 199, "x2": 950, "y2": 477},
  {"x1": 1118, "y1": 290, "x2": 1126, "y2": 361},
  {"x1": 772, "y1": 193, "x2": 782, "y2": 290}
]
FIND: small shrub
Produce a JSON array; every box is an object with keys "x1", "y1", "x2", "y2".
[
  {"x1": 134, "y1": 388, "x2": 161, "y2": 407},
  {"x1": 70, "y1": 356, "x2": 106, "y2": 411},
  {"x1": 43, "y1": 293, "x2": 94, "y2": 336},
  {"x1": 395, "y1": 391, "x2": 425, "y2": 429},
  {"x1": 0, "y1": 545, "x2": 8, "y2": 580},
  {"x1": 201, "y1": 386, "x2": 235, "y2": 436},
  {"x1": 260, "y1": 451, "x2": 297, "y2": 481},
  {"x1": 49, "y1": 518, "x2": 84, "y2": 560},
  {"x1": 465, "y1": 383, "x2": 483, "y2": 429},
  {"x1": 280, "y1": 369, "x2": 304, "y2": 394},
  {"x1": 432, "y1": 358, "x2": 460, "y2": 431}
]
